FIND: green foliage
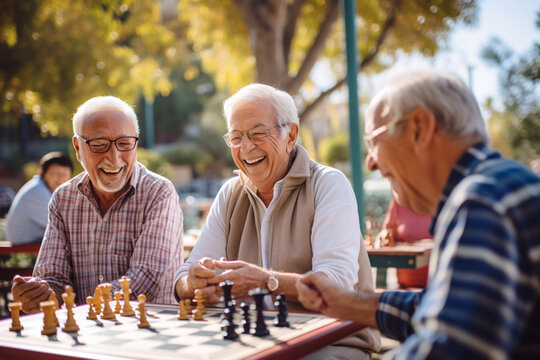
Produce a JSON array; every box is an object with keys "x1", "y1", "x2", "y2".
[
  {"x1": 0, "y1": 0, "x2": 189, "y2": 136},
  {"x1": 482, "y1": 16, "x2": 540, "y2": 165},
  {"x1": 161, "y1": 143, "x2": 212, "y2": 173},
  {"x1": 136, "y1": 147, "x2": 172, "y2": 179},
  {"x1": 319, "y1": 132, "x2": 349, "y2": 165}
]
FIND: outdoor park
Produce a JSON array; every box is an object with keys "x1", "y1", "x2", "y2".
[{"x1": 0, "y1": 1, "x2": 539, "y2": 358}]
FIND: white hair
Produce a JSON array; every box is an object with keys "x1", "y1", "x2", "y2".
[
  {"x1": 72, "y1": 96, "x2": 139, "y2": 136},
  {"x1": 223, "y1": 84, "x2": 299, "y2": 138},
  {"x1": 372, "y1": 69, "x2": 488, "y2": 144}
]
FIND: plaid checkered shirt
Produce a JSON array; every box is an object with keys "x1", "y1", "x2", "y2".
[
  {"x1": 376, "y1": 144, "x2": 540, "y2": 359},
  {"x1": 34, "y1": 162, "x2": 183, "y2": 304}
]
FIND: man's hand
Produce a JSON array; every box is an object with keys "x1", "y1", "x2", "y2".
[
  {"x1": 11, "y1": 275, "x2": 53, "y2": 314},
  {"x1": 211, "y1": 260, "x2": 268, "y2": 299},
  {"x1": 185, "y1": 257, "x2": 221, "y2": 303},
  {"x1": 296, "y1": 271, "x2": 380, "y2": 328}
]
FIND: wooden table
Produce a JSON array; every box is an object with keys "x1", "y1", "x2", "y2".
[
  {"x1": 0, "y1": 303, "x2": 365, "y2": 360},
  {"x1": 367, "y1": 241, "x2": 434, "y2": 288}
]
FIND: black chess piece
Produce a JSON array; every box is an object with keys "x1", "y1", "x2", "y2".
[
  {"x1": 221, "y1": 307, "x2": 238, "y2": 340},
  {"x1": 274, "y1": 293, "x2": 290, "y2": 327},
  {"x1": 219, "y1": 280, "x2": 234, "y2": 308},
  {"x1": 248, "y1": 288, "x2": 269, "y2": 337},
  {"x1": 241, "y1": 302, "x2": 251, "y2": 334}
]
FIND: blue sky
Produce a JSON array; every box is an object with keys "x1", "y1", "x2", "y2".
[{"x1": 398, "y1": 0, "x2": 539, "y2": 106}]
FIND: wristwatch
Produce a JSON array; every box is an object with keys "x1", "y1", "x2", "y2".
[{"x1": 266, "y1": 272, "x2": 279, "y2": 292}]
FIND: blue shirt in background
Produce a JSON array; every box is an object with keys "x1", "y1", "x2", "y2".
[
  {"x1": 5, "y1": 175, "x2": 51, "y2": 245},
  {"x1": 376, "y1": 144, "x2": 540, "y2": 359}
]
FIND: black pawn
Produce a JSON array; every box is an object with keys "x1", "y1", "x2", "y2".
[
  {"x1": 248, "y1": 288, "x2": 269, "y2": 337},
  {"x1": 241, "y1": 302, "x2": 251, "y2": 334},
  {"x1": 274, "y1": 293, "x2": 290, "y2": 327},
  {"x1": 221, "y1": 306, "x2": 238, "y2": 340},
  {"x1": 219, "y1": 280, "x2": 234, "y2": 307}
]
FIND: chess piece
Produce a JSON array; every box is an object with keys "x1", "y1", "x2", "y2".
[
  {"x1": 178, "y1": 300, "x2": 189, "y2": 320},
  {"x1": 8, "y1": 302, "x2": 23, "y2": 331},
  {"x1": 120, "y1": 276, "x2": 135, "y2": 316},
  {"x1": 99, "y1": 283, "x2": 115, "y2": 319},
  {"x1": 221, "y1": 307, "x2": 238, "y2": 340},
  {"x1": 62, "y1": 285, "x2": 80, "y2": 333},
  {"x1": 49, "y1": 292, "x2": 60, "y2": 326},
  {"x1": 241, "y1": 302, "x2": 251, "y2": 334},
  {"x1": 40, "y1": 300, "x2": 57, "y2": 335},
  {"x1": 249, "y1": 288, "x2": 269, "y2": 337},
  {"x1": 114, "y1": 292, "x2": 122, "y2": 314},
  {"x1": 194, "y1": 289, "x2": 206, "y2": 315},
  {"x1": 184, "y1": 299, "x2": 192, "y2": 313},
  {"x1": 137, "y1": 294, "x2": 150, "y2": 328},
  {"x1": 193, "y1": 308, "x2": 204, "y2": 321},
  {"x1": 86, "y1": 296, "x2": 97, "y2": 320},
  {"x1": 93, "y1": 286, "x2": 103, "y2": 315},
  {"x1": 274, "y1": 293, "x2": 290, "y2": 327}
]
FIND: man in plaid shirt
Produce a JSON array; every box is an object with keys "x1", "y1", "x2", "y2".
[
  {"x1": 296, "y1": 70, "x2": 540, "y2": 359},
  {"x1": 13, "y1": 96, "x2": 183, "y2": 312}
]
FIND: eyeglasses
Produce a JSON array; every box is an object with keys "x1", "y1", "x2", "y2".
[
  {"x1": 363, "y1": 114, "x2": 412, "y2": 152},
  {"x1": 222, "y1": 123, "x2": 289, "y2": 148},
  {"x1": 77, "y1": 135, "x2": 139, "y2": 153}
]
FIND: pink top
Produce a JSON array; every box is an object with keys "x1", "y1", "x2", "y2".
[{"x1": 385, "y1": 199, "x2": 433, "y2": 243}]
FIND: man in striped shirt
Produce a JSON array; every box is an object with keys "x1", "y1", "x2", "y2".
[
  {"x1": 12, "y1": 96, "x2": 183, "y2": 313},
  {"x1": 297, "y1": 70, "x2": 540, "y2": 359}
]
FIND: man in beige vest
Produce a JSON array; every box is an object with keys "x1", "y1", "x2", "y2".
[{"x1": 174, "y1": 83, "x2": 379, "y2": 359}]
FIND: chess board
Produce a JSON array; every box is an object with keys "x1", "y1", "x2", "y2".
[{"x1": 0, "y1": 303, "x2": 363, "y2": 360}]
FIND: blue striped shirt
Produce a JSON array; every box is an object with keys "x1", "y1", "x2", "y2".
[{"x1": 376, "y1": 144, "x2": 540, "y2": 359}]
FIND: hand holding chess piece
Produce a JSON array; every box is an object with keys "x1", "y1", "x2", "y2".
[
  {"x1": 137, "y1": 294, "x2": 150, "y2": 328},
  {"x1": 62, "y1": 285, "x2": 79, "y2": 333}
]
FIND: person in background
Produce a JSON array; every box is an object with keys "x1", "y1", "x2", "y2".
[
  {"x1": 6, "y1": 152, "x2": 73, "y2": 245},
  {"x1": 380, "y1": 197, "x2": 433, "y2": 288},
  {"x1": 12, "y1": 96, "x2": 183, "y2": 313},
  {"x1": 174, "y1": 83, "x2": 379, "y2": 359},
  {"x1": 296, "y1": 69, "x2": 540, "y2": 359}
]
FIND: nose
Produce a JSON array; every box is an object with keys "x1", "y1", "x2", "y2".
[
  {"x1": 365, "y1": 151, "x2": 378, "y2": 172},
  {"x1": 104, "y1": 142, "x2": 122, "y2": 162},
  {"x1": 239, "y1": 133, "x2": 256, "y2": 152}
]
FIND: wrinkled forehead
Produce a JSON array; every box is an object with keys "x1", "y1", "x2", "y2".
[
  {"x1": 81, "y1": 109, "x2": 136, "y2": 136},
  {"x1": 229, "y1": 99, "x2": 275, "y2": 129}
]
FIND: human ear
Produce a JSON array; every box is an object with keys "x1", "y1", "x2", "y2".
[
  {"x1": 286, "y1": 124, "x2": 299, "y2": 153},
  {"x1": 72, "y1": 136, "x2": 82, "y2": 162},
  {"x1": 410, "y1": 109, "x2": 436, "y2": 154}
]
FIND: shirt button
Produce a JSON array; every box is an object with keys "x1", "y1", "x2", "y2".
[{"x1": 98, "y1": 275, "x2": 104, "y2": 282}]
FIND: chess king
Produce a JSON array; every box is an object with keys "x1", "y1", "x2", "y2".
[
  {"x1": 174, "y1": 84, "x2": 380, "y2": 359},
  {"x1": 12, "y1": 96, "x2": 184, "y2": 313}
]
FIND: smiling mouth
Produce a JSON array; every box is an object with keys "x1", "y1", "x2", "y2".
[
  {"x1": 101, "y1": 167, "x2": 122, "y2": 175},
  {"x1": 244, "y1": 156, "x2": 266, "y2": 165}
]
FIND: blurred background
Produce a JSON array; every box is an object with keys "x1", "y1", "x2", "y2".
[{"x1": 0, "y1": 0, "x2": 538, "y2": 240}]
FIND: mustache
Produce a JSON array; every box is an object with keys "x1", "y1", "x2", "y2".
[{"x1": 97, "y1": 162, "x2": 126, "y2": 170}]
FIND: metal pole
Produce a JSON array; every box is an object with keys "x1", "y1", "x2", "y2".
[
  {"x1": 341, "y1": 0, "x2": 364, "y2": 233},
  {"x1": 144, "y1": 99, "x2": 154, "y2": 149}
]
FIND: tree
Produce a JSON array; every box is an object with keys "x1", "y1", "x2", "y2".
[
  {"x1": 482, "y1": 13, "x2": 540, "y2": 165},
  {"x1": 178, "y1": 0, "x2": 478, "y2": 122},
  {"x1": 0, "y1": 0, "x2": 189, "y2": 136}
]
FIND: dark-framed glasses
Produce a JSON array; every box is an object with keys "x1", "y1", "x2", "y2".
[
  {"x1": 223, "y1": 123, "x2": 289, "y2": 148},
  {"x1": 77, "y1": 135, "x2": 139, "y2": 153},
  {"x1": 363, "y1": 114, "x2": 412, "y2": 152}
]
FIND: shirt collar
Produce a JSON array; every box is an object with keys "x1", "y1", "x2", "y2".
[{"x1": 430, "y1": 143, "x2": 500, "y2": 233}]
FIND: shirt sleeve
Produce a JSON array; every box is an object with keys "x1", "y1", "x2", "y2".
[
  {"x1": 384, "y1": 198, "x2": 534, "y2": 359},
  {"x1": 173, "y1": 180, "x2": 230, "y2": 289},
  {"x1": 310, "y1": 168, "x2": 363, "y2": 290},
  {"x1": 117, "y1": 181, "x2": 183, "y2": 303},
  {"x1": 33, "y1": 193, "x2": 73, "y2": 301}
]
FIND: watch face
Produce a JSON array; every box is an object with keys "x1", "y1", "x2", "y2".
[{"x1": 267, "y1": 275, "x2": 279, "y2": 292}]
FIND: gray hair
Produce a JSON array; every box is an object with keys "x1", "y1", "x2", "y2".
[
  {"x1": 72, "y1": 96, "x2": 139, "y2": 136},
  {"x1": 223, "y1": 84, "x2": 299, "y2": 138},
  {"x1": 373, "y1": 70, "x2": 488, "y2": 144}
]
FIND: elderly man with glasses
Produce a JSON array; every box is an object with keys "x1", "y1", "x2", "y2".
[
  {"x1": 12, "y1": 96, "x2": 183, "y2": 313},
  {"x1": 297, "y1": 69, "x2": 540, "y2": 359},
  {"x1": 174, "y1": 84, "x2": 380, "y2": 359}
]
